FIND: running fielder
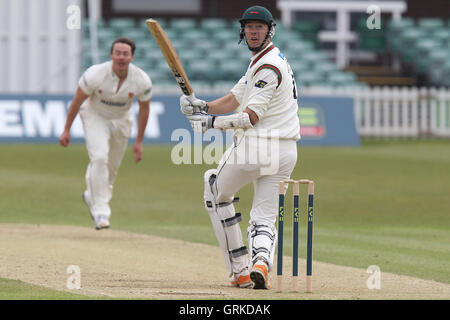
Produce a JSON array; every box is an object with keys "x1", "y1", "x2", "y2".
[
  {"x1": 180, "y1": 6, "x2": 300, "y2": 289},
  {"x1": 60, "y1": 37, "x2": 152, "y2": 230}
]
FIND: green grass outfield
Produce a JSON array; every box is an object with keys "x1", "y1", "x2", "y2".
[{"x1": 1, "y1": 140, "x2": 449, "y2": 298}]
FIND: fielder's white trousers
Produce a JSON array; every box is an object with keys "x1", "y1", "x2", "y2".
[
  {"x1": 214, "y1": 134, "x2": 298, "y2": 270},
  {"x1": 80, "y1": 105, "x2": 132, "y2": 218}
]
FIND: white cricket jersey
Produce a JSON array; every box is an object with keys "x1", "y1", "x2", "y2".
[
  {"x1": 231, "y1": 42, "x2": 300, "y2": 140},
  {"x1": 79, "y1": 61, "x2": 152, "y2": 120}
]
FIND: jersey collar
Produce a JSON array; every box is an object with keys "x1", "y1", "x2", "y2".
[
  {"x1": 110, "y1": 61, "x2": 131, "y2": 81},
  {"x1": 250, "y1": 42, "x2": 275, "y2": 67}
]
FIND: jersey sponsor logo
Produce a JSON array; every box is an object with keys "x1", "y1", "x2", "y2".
[
  {"x1": 255, "y1": 80, "x2": 268, "y2": 88},
  {"x1": 100, "y1": 99, "x2": 127, "y2": 107}
]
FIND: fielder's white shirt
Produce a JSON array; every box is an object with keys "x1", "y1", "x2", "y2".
[
  {"x1": 231, "y1": 42, "x2": 301, "y2": 141},
  {"x1": 79, "y1": 61, "x2": 152, "y2": 120}
]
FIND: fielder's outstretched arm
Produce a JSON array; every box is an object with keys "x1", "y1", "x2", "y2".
[
  {"x1": 133, "y1": 99, "x2": 151, "y2": 163},
  {"x1": 59, "y1": 86, "x2": 89, "y2": 147}
]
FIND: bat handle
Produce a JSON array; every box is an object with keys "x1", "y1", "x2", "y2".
[{"x1": 186, "y1": 92, "x2": 196, "y2": 104}]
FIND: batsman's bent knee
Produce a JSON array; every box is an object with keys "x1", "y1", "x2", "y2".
[{"x1": 203, "y1": 169, "x2": 249, "y2": 276}]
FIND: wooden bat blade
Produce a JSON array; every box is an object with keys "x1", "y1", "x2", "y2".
[{"x1": 145, "y1": 19, "x2": 193, "y2": 96}]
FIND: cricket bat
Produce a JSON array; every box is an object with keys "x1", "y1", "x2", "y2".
[{"x1": 145, "y1": 19, "x2": 193, "y2": 96}]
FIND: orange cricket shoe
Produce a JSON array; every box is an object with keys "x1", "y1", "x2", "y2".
[
  {"x1": 230, "y1": 269, "x2": 253, "y2": 288},
  {"x1": 250, "y1": 259, "x2": 271, "y2": 289}
]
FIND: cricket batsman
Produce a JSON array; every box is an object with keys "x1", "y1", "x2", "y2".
[{"x1": 180, "y1": 6, "x2": 301, "y2": 289}]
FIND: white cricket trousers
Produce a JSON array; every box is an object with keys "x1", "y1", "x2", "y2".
[
  {"x1": 214, "y1": 134, "x2": 298, "y2": 271},
  {"x1": 215, "y1": 135, "x2": 298, "y2": 224},
  {"x1": 79, "y1": 105, "x2": 132, "y2": 218}
]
